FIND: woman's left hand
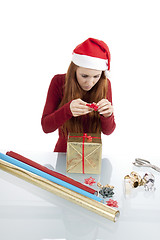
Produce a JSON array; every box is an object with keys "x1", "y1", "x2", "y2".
[{"x1": 97, "y1": 99, "x2": 114, "y2": 118}]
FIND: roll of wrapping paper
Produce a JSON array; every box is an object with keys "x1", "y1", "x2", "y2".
[
  {"x1": 6, "y1": 151, "x2": 97, "y2": 195},
  {"x1": 0, "y1": 159, "x2": 120, "y2": 222},
  {"x1": 0, "y1": 152, "x2": 100, "y2": 202}
]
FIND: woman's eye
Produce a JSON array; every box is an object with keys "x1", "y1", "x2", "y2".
[
  {"x1": 94, "y1": 75, "x2": 100, "y2": 78},
  {"x1": 82, "y1": 75, "x2": 88, "y2": 78}
]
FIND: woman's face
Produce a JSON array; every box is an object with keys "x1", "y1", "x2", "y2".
[{"x1": 76, "y1": 67, "x2": 102, "y2": 91}]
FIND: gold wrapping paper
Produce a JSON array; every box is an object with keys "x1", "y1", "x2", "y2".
[
  {"x1": 67, "y1": 133, "x2": 102, "y2": 174},
  {"x1": 0, "y1": 159, "x2": 119, "y2": 222}
]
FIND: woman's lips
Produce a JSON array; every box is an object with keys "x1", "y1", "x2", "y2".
[{"x1": 83, "y1": 86, "x2": 92, "y2": 90}]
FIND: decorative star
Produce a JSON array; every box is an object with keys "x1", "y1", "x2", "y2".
[
  {"x1": 84, "y1": 177, "x2": 96, "y2": 186},
  {"x1": 106, "y1": 199, "x2": 118, "y2": 208}
]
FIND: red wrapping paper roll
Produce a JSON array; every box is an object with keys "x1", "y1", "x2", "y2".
[{"x1": 6, "y1": 151, "x2": 97, "y2": 195}]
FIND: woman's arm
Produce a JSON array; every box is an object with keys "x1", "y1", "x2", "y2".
[
  {"x1": 41, "y1": 75, "x2": 73, "y2": 133},
  {"x1": 99, "y1": 79, "x2": 116, "y2": 135}
]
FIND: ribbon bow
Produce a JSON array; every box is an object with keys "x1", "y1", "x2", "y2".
[{"x1": 83, "y1": 133, "x2": 92, "y2": 142}]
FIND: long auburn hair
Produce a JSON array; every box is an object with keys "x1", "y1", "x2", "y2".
[{"x1": 59, "y1": 62, "x2": 108, "y2": 136}]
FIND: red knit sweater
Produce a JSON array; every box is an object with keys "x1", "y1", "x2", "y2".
[{"x1": 41, "y1": 74, "x2": 116, "y2": 152}]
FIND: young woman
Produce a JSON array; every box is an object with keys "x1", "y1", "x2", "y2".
[{"x1": 41, "y1": 38, "x2": 116, "y2": 152}]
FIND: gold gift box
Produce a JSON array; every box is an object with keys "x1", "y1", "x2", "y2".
[{"x1": 66, "y1": 133, "x2": 102, "y2": 174}]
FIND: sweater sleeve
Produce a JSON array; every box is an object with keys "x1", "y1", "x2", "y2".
[
  {"x1": 100, "y1": 79, "x2": 116, "y2": 135},
  {"x1": 41, "y1": 75, "x2": 73, "y2": 133}
]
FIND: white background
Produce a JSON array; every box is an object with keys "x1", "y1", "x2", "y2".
[{"x1": 0, "y1": 0, "x2": 160, "y2": 161}]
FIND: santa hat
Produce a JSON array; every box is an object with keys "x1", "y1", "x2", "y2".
[{"x1": 72, "y1": 38, "x2": 111, "y2": 71}]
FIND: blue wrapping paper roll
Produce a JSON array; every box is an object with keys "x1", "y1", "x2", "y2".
[{"x1": 0, "y1": 152, "x2": 102, "y2": 202}]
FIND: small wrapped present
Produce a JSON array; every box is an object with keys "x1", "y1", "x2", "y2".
[{"x1": 66, "y1": 133, "x2": 102, "y2": 174}]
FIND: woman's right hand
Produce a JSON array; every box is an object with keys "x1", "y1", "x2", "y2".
[{"x1": 70, "y1": 98, "x2": 93, "y2": 117}]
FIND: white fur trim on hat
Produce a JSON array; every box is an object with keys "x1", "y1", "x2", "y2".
[{"x1": 72, "y1": 53, "x2": 108, "y2": 71}]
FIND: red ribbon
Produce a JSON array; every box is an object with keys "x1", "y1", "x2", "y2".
[
  {"x1": 86, "y1": 103, "x2": 98, "y2": 111},
  {"x1": 69, "y1": 133, "x2": 100, "y2": 174}
]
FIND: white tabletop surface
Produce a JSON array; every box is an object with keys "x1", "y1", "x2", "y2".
[{"x1": 0, "y1": 150, "x2": 160, "y2": 240}]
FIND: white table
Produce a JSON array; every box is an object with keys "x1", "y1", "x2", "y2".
[{"x1": 0, "y1": 151, "x2": 160, "y2": 240}]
